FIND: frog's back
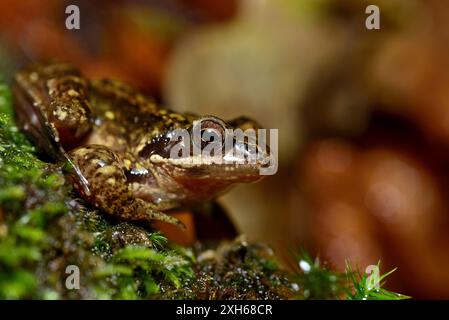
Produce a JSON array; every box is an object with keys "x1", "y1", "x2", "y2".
[{"x1": 87, "y1": 79, "x2": 196, "y2": 155}]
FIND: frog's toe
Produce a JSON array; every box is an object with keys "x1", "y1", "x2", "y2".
[
  {"x1": 151, "y1": 211, "x2": 186, "y2": 230},
  {"x1": 134, "y1": 199, "x2": 186, "y2": 229}
]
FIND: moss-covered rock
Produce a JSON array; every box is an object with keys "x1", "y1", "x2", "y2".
[
  {"x1": 0, "y1": 79, "x2": 408, "y2": 300},
  {"x1": 0, "y1": 80, "x2": 296, "y2": 300}
]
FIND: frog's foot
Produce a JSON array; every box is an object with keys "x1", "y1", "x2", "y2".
[
  {"x1": 68, "y1": 144, "x2": 184, "y2": 228},
  {"x1": 132, "y1": 198, "x2": 186, "y2": 229}
]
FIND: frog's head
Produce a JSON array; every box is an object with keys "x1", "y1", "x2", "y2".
[{"x1": 137, "y1": 115, "x2": 275, "y2": 202}]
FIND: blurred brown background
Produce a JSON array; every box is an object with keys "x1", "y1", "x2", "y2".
[{"x1": 2, "y1": 0, "x2": 449, "y2": 298}]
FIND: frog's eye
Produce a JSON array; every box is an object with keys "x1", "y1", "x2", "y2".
[
  {"x1": 199, "y1": 117, "x2": 226, "y2": 134},
  {"x1": 194, "y1": 117, "x2": 227, "y2": 149}
]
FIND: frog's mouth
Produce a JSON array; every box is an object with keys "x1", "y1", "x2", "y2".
[
  {"x1": 148, "y1": 144, "x2": 273, "y2": 181},
  {"x1": 141, "y1": 116, "x2": 276, "y2": 179}
]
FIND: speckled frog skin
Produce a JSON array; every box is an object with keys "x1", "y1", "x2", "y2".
[{"x1": 12, "y1": 62, "x2": 270, "y2": 227}]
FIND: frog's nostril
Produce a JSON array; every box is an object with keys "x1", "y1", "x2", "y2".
[{"x1": 139, "y1": 136, "x2": 174, "y2": 159}]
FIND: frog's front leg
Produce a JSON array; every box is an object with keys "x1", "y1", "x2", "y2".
[
  {"x1": 13, "y1": 62, "x2": 94, "y2": 195},
  {"x1": 68, "y1": 144, "x2": 184, "y2": 228},
  {"x1": 13, "y1": 62, "x2": 93, "y2": 155}
]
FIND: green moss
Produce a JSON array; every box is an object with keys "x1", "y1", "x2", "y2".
[
  {"x1": 0, "y1": 81, "x2": 12, "y2": 116},
  {"x1": 0, "y1": 79, "x2": 409, "y2": 300},
  {"x1": 95, "y1": 245, "x2": 194, "y2": 299},
  {"x1": 346, "y1": 262, "x2": 410, "y2": 300},
  {"x1": 170, "y1": 239, "x2": 296, "y2": 300},
  {"x1": 0, "y1": 99, "x2": 195, "y2": 299},
  {"x1": 291, "y1": 250, "x2": 346, "y2": 299},
  {"x1": 291, "y1": 251, "x2": 410, "y2": 300},
  {"x1": 0, "y1": 93, "x2": 69, "y2": 298}
]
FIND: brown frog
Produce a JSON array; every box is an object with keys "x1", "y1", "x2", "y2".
[{"x1": 12, "y1": 62, "x2": 271, "y2": 228}]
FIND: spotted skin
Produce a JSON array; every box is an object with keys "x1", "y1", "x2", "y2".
[
  {"x1": 69, "y1": 145, "x2": 183, "y2": 227},
  {"x1": 13, "y1": 62, "x2": 92, "y2": 151},
  {"x1": 13, "y1": 62, "x2": 271, "y2": 229}
]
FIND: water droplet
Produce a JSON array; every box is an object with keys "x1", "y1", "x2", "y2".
[{"x1": 299, "y1": 260, "x2": 311, "y2": 273}]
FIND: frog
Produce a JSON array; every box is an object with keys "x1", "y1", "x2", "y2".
[{"x1": 12, "y1": 62, "x2": 272, "y2": 228}]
